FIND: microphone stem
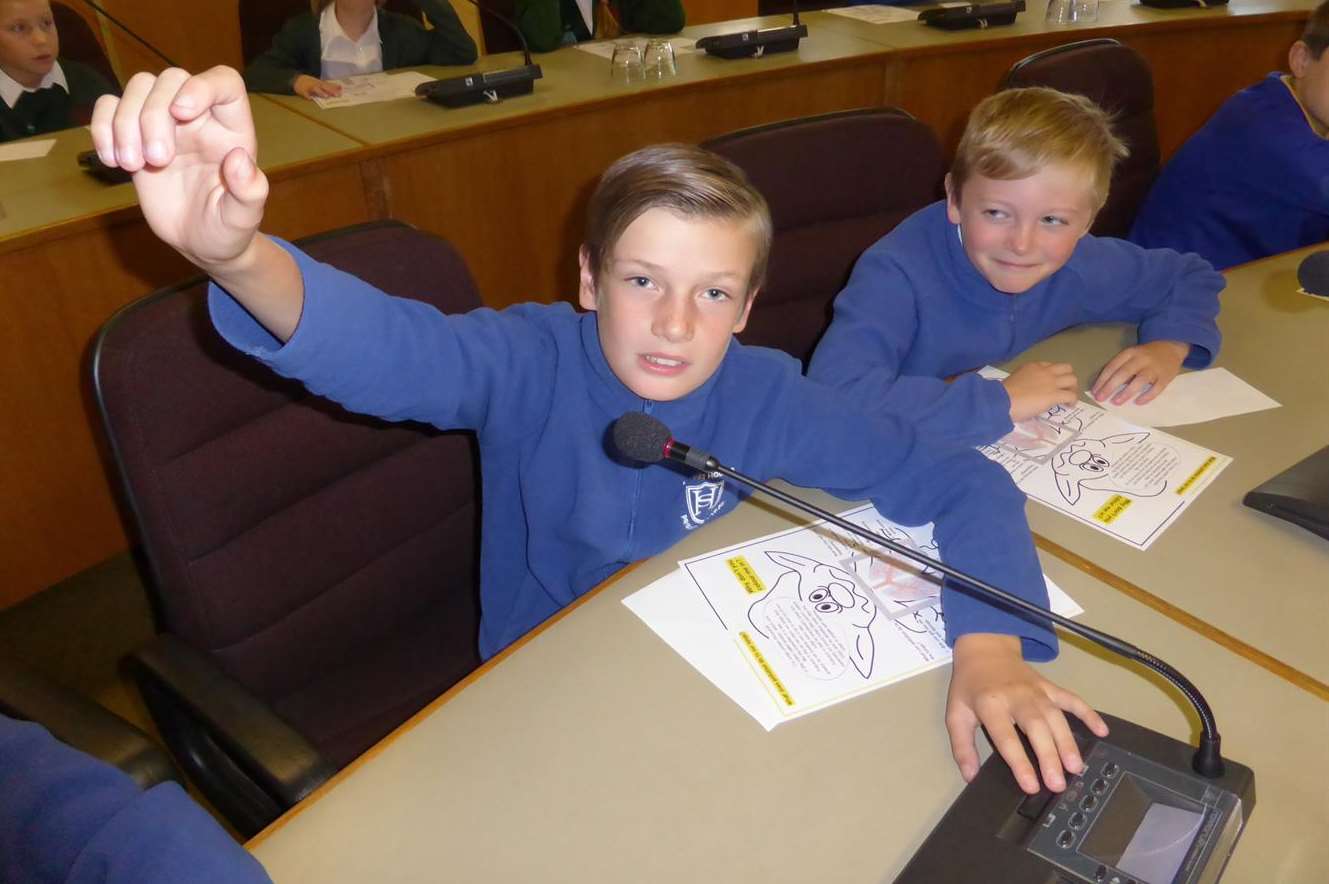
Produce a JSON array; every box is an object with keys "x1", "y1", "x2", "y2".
[
  {"x1": 705, "y1": 458, "x2": 1224, "y2": 775},
  {"x1": 80, "y1": 0, "x2": 178, "y2": 68}
]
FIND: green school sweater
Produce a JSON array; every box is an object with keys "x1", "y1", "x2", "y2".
[{"x1": 0, "y1": 60, "x2": 116, "y2": 143}]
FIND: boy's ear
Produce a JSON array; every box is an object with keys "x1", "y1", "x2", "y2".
[
  {"x1": 1290, "y1": 41, "x2": 1309, "y2": 77},
  {"x1": 944, "y1": 173, "x2": 961, "y2": 226},
  {"x1": 577, "y1": 245, "x2": 598, "y2": 312},
  {"x1": 733, "y1": 286, "x2": 759, "y2": 334}
]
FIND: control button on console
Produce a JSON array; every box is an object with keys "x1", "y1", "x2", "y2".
[
  {"x1": 1068, "y1": 811, "x2": 1086, "y2": 830},
  {"x1": 1102, "y1": 761, "x2": 1120, "y2": 778},
  {"x1": 1093, "y1": 866, "x2": 1108, "y2": 883},
  {"x1": 1081, "y1": 795, "x2": 1099, "y2": 811},
  {"x1": 1090, "y1": 778, "x2": 1109, "y2": 794},
  {"x1": 1056, "y1": 829, "x2": 1074, "y2": 849}
]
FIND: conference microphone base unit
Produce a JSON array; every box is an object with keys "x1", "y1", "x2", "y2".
[
  {"x1": 896, "y1": 713, "x2": 1255, "y2": 884},
  {"x1": 696, "y1": 25, "x2": 808, "y2": 59},
  {"x1": 918, "y1": 1, "x2": 1024, "y2": 30},
  {"x1": 415, "y1": 65, "x2": 543, "y2": 108}
]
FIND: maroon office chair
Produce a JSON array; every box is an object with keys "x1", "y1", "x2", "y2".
[
  {"x1": 240, "y1": 0, "x2": 420, "y2": 64},
  {"x1": 51, "y1": 2, "x2": 118, "y2": 87},
  {"x1": 703, "y1": 108, "x2": 946, "y2": 366},
  {"x1": 1002, "y1": 38, "x2": 1161, "y2": 239},
  {"x1": 92, "y1": 221, "x2": 483, "y2": 837}
]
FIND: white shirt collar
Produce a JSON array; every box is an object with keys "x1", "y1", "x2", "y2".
[
  {"x1": 0, "y1": 60, "x2": 68, "y2": 110},
  {"x1": 320, "y1": 3, "x2": 381, "y2": 57},
  {"x1": 573, "y1": 0, "x2": 595, "y2": 34}
]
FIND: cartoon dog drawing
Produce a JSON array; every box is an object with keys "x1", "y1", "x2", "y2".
[
  {"x1": 1051, "y1": 432, "x2": 1166, "y2": 505},
  {"x1": 748, "y1": 551, "x2": 878, "y2": 679}
]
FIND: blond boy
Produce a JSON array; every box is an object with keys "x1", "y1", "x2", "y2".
[
  {"x1": 810, "y1": 87, "x2": 1224, "y2": 446},
  {"x1": 93, "y1": 68, "x2": 1109, "y2": 794}
]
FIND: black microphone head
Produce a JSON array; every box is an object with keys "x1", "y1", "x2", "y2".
[
  {"x1": 1296, "y1": 250, "x2": 1329, "y2": 297},
  {"x1": 612, "y1": 413, "x2": 672, "y2": 464}
]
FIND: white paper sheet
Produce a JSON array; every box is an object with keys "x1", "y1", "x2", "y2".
[
  {"x1": 0, "y1": 138, "x2": 55, "y2": 161},
  {"x1": 313, "y1": 71, "x2": 436, "y2": 108},
  {"x1": 823, "y1": 4, "x2": 921, "y2": 24},
  {"x1": 1091, "y1": 367, "x2": 1280, "y2": 427},
  {"x1": 623, "y1": 504, "x2": 1081, "y2": 730},
  {"x1": 574, "y1": 36, "x2": 697, "y2": 59}
]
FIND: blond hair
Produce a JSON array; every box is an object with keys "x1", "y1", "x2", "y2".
[
  {"x1": 951, "y1": 87, "x2": 1128, "y2": 213},
  {"x1": 1302, "y1": 0, "x2": 1329, "y2": 58},
  {"x1": 583, "y1": 144, "x2": 773, "y2": 294}
]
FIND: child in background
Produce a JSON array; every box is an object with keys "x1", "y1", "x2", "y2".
[
  {"x1": 244, "y1": 0, "x2": 476, "y2": 101},
  {"x1": 513, "y1": 0, "x2": 684, "y2": 54},
  {"x1": 0, "y1": 0, "x2": 115, "y2": 142},
  {"x1": 93, "y1": 67, "x2": 1111, "y2": 796},
  {"x1": 1130, "y1": 0, "x2": 1329, "y2": 269},
  {"x1": 809, "y1": 88, "x2": 1224, "y2": 448}
]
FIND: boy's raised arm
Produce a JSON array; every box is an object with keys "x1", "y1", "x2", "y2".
[{"x1": 91, "y1": 67, "x2": 304, "y2": 341}]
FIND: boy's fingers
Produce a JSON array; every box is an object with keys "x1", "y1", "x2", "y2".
[
  {"x1": 137, "y1": 68, "x2": 191, "y2": 167},
  {"x1": 945, "y1": 711, "x2": 982, "y2": 782},
  {"x1": 986, "y1": 717, "x2": 1040, "y2": 794},
  {"x1": 1114, "y1": 372, "x2": 1152, "y2": 405},
  {"x1": 1054, "y1": 688, "x2": 1109, "y2": 738},
  {"x1": 90, "y1": 93, "x2": 120, "y2": 165},
  {"x1": 1016, "y1": 715, "x2": 1066, "y2": 791},
  {"x1": 110, "y1": 71, "x2": 159, "y2": 171},
  {"x1": 218, "y1": 147, "x2": 269, "y2": 230},
  {"x1": 1092, "y1": 350, "x2": 1135, "y2": 397},
  {"x1": 1040, "y1": 707, "x2": 1085, "y2": 777},
  {"x1": 176, "y1": 67, "x2": 255, "y2": 148}
]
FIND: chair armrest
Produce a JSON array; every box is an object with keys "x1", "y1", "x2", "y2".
[
  {"x1": 0, "y1": 656, "x2": 180, "y2": 790},
  {"x1": 127, "y1": 634, "x2": 336, "y2": 837}
]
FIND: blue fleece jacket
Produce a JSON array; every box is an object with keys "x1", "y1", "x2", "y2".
[
  {"x1": 808, "y1": 201, "x2": 1224, "y2": 447},
  {"x1": 0, "y1": 715, "x2": 272, "y2": 884},
  {"x1": 210, "y1": 240, "x2": 1058, "y2": 661},
  {"x1": 1130, "y1": 73, "x2": 1329, "y2": 270}
]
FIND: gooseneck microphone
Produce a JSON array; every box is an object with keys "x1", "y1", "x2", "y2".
[
  {"x1": 1296, "y1": 250, "x2": 1329, "y2": 300},
  {"x1": 78, "y1": 0, "x2": 178, "y2": 67},
  {"x1": 694, "y1": 0, "x2": 806, "y2": 60},
  {"x1": 611, "y1": 411, "x2": 1227, "y2": 779},
  {"x1": 414, "y1": 0, "x2": 542, "y2": 107}
]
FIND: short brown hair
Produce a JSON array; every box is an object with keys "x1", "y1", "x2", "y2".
[
  {"x1": 950, "y1": 87, "x2": 1128, "y2": 213},
  {"x1": 583, "y1": 144, "x2": 773, "y2": 294},
  {"x1": 1302, "y1": 0, "x2": 1329, "y2": 58}
]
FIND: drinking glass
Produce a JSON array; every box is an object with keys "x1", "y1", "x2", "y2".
[
  {"x1": 1045, "y1": 0, "x2": 1099, "y2": 23},
  {"x1": 609, "y1": 41, "x2": 645, "y2": 84},
  {"x1": 642, "y1": 39, "x2": 677, "y2": 79}
]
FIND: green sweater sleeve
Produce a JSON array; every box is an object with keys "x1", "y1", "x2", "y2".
[
  {"x1": 513, "y1": 0, "x2": 567, "y2": 54},
  {"x1": 243, "y1": 14, "x2": 320, "y2": 95},
  {"x1": 617, "y1": 0, "x2": 685, "y2": 35}
]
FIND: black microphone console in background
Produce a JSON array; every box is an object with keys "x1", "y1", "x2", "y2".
[
  {"x1": 1295, "y1": 249, "x2": 1329, "y2": 300},
  {"x1": 415, "y1": 0, "x2": 542, "y2": 107},
  {"x1": 918, "y1": 1, "x2": 1025, "y2": 31},
  {"x1": 611, "y1": 412, "x2": 1256, "y2": 884},
  {"x1": 696, "y1": 2, "x2": 806, "y2": 59}
]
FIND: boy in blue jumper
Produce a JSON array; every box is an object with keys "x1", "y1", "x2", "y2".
[
  {"x1": 92, "y1": 67, "x2": 1110, "y2": 796},
  {"x1": 1130, "y1": 1, "x2": 1329, "y2": 269},
  {"x1": 809, "y1": 88, "x2": 1225, "y2": 448},
  {"x1": 0, "y1": 713, "x2": 273, "y2": 884}
]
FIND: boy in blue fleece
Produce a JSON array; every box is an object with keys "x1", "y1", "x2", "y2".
[
  {"x1": 1130, "y1": 1, "x2": 1329, "y2": 269},
  {"x1": 0, "y1": 713, "x2": 273, "y2": 884},
  {"x1": 92, "y1": 67, "x2": 1109, "y2": 796},
  {"x1": 809, "y1": 88, "x2": 1225, "y2": 448}
]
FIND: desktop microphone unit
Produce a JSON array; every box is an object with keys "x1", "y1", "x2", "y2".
[
  {"x1": 918, "y1": 1, "x2": 1025, "y2": 31},
  {"x1": 694, "y1": 2, "x2": 807, "y2": 59},
  {"x1": 612, "y1": 412, "x2": 1256, "y2": 884},
  {"x1": 415, "y1": 0, "x2": 542, "y2": 107}
]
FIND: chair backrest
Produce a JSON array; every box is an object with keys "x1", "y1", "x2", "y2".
[
  {"x1": 703, "y1": 108, "x2": 945, "y2": 365},
  {"x1": 1002, "y1": 38, "x2": 1160, "y2": 239},
  {"x1": 92, "y1": 222, "x2": 483, "y2": 756},
  {"x1": 239, "y1": 0, "x2": 419, "y2": 64},
  {"x1": 479, "y1": 0, "x2": 522, "y2": 55},
  {"x1": 52, "y1": 2, "x2": 118, "y2": 89}
]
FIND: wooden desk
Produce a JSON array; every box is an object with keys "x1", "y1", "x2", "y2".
[
  {"x1": 0, "y1": 1, "x2": 1312, "y2": 603},
  {"x1": 246, "y1": 489, "x2": 1329, "y2": 882},
  {"x1": 1008, "y1": 247, "x2": 1329, "y2": 694}
]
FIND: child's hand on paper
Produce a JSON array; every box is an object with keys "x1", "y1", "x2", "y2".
[
  {"x1": 946, "y1": 633, "x2": 1108, "y2": 794},
  {"x1": 294, "y1": 75, "x2": 344, "y2": 100},
  {"x1": 1091, "y1": 341, "x2": 1190, "y2": 406},
  {"x1": 91, "y1": 67, "x2": 266, "y2": 273},
  {"x1": 1001, "y1": 361, "x2": 1079, "y2": 422}
]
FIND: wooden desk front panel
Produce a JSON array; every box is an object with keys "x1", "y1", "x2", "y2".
[
  {"x1": 381, "y1": 59, "x2": 890, "y2": 306},
  {"x1": 0, "y1": 163, "x2": 375, "y2": 605}
]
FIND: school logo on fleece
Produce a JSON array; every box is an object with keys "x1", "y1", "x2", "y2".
[{"x1": 681, "y1": 473, "x2": 726, "y2": 530}]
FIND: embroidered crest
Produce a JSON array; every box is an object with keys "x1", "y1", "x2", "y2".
[{"x1": 681, "y1": 473, "x2": 726, "y2": 530}]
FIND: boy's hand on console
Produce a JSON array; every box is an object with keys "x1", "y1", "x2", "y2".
[
  {"x1": 946, "y1": 633, "x2": 1108, "y2": 795},
  {"x1": 91, "y1": 67, "x2": 267, "y2": 274},
  {"x1": 1091, "y1": 341, "x2": 1190, "y2": 406},
  {"x1": 1001, "y1": 361, "x2": 1079, "y2": 422}
]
